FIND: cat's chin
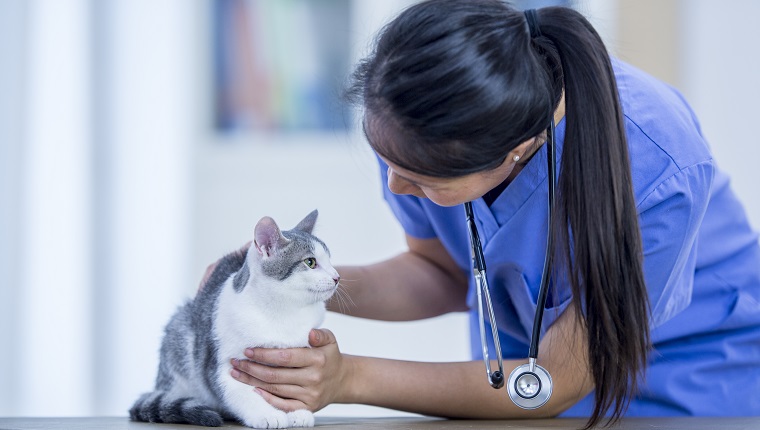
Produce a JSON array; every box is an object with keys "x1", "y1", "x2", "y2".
[{"x1": 307, "y1": 286, "x2": 338, "y2": 302}]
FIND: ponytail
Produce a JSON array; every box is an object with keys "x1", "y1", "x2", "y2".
[{"x1": 537, "y1": 7, "x2": 651, "y2": 428}]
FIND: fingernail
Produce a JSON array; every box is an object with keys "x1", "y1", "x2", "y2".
[
  {"x1": 313, "y1": 330, "x2": 321, "y2": 342},
  {"x1": 231, "y1": 368, "x2": 240, "y2": 378},
  {"x1": 245, "y1": 348, "x2": 255, "y2": 358},
  {"x1": 231, "y1": 358, "x2": 239, "y2": 367}
]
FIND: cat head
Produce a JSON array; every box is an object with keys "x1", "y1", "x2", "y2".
[{"x1": 249, "y1": 210, "x2": 339, "y2": 304}]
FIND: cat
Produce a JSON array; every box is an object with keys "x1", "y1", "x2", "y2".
[{"x1": 129, "y1": 210, "x2": 340, "y2": 428}]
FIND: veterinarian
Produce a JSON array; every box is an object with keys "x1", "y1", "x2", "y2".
[{"x1": 225, "y1": 1, "x2": 760, "y2": 426}]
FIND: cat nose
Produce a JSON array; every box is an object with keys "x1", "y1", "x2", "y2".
[{"x1": 333, "y1": 274, "x2": 341, "y2": 284}]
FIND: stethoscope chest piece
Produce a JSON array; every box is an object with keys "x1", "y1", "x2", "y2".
[{"x1": 507, "y1": 361, "x2": 553, "y2": 409}]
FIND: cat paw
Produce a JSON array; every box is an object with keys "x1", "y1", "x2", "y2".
[
  {"x1": 287, "y1": 410, "x2": 315, "y2": 428},
  {"x1": 245, "y1": 410, "x2": 289, "y2": 429}
]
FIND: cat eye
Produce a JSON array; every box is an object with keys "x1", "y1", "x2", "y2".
[{"x1": 303, "y1": 257, "x2": 317, "y2": 269}]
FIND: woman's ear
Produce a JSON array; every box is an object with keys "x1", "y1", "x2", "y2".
[{"x1": 512, "y1": 135, "x2": 543, "y2": 162}]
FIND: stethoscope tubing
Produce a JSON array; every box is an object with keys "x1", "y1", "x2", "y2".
[
  {"x1": 529, "y1": 118, "x2": 556, "y2": 360},
  {"x1": 466, "y1": 202, "x2": 505, "y2": 388},
  {"x1": 465, "y1": 118, "x2": 557, "y2": 408}
]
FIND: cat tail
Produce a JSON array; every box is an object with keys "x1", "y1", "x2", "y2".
[{"x1": 129, "y1": 390, "x2": 224, "y2": 427}]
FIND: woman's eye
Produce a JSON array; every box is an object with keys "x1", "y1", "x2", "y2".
[{"x1": 303, "y1": 257, "x2": 317, "y2": 269}]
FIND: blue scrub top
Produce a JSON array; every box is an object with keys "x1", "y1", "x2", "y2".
[{"x1": 377, "y1": 59, "x2": 760, "y2": 416}]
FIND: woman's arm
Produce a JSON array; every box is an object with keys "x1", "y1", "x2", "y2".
[
  {"x1": 345, "y1": 305, "x2": 592, "y2": 418},
  {"x1": 231, "y1": 304, "x2": 592, "y2": 418},
  {"x1": 332, "y1": 234, "x2": 469, "y2": 321}
]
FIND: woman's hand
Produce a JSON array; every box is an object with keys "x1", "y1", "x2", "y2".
[
  {"x1": 230, "y1": 328, "x2": 352, "y2": 412},
  {"x1": 197, "y1": 241, "x2": 251, "y2": 292}
]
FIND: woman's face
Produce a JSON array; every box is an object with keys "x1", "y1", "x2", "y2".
[
  {"x1": 380, "y1": 149, "x2": 527, "y2": 207},
  {"x1": 365, "y1": 113, "x2": 537, "y2": 207}
]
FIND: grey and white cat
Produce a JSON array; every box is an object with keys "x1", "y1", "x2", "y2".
[{"x1": 130, "y1": 210, "x2": 340, "y2": 428}]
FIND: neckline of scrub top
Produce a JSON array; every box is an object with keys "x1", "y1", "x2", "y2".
[{"x1": 471, "y1": 119, "x2": 566, "y2": 241}]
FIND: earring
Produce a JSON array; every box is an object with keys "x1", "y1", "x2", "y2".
[{"x1": 513, "y1": 155, "x2": 520, "y2": 162}]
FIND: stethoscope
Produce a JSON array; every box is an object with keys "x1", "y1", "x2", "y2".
[{"x1": 464, "y1": 118, "x2": 556, "y2": 409}]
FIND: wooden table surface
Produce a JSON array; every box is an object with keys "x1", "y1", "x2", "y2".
[{"x1": 1, "y1": 416, "x2": 759, "y2": 430}]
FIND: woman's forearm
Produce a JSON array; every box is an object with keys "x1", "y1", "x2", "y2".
[
  {"x1": 332, "y1": 235, "x2": 469, "y2": 321},
  {"x1": 333, "y1": 255, "x2": 466, "y2": 320},
  {"x1": 342, "y1": 356, "x2": 532, "y2": 418},
  {"x1": 338, "y1": 306, "x2": 593, "y2": 418}
]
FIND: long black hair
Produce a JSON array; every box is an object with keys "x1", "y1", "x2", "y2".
[{"x1": 347, "y1": 0, "x2": 650, "y2": 427}]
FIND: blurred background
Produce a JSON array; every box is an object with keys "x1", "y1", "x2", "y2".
[{"x1": 1, "y1": 0, "x2": 758, "y2": 419}]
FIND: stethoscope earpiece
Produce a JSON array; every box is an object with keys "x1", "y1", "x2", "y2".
[{"x1": 490, "y1": 370, "x2": 505, "y2": 389}]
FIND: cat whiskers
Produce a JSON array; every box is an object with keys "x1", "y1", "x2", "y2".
[{"x1": 328, "y1": 281, "x2": 356, "y2": 314}]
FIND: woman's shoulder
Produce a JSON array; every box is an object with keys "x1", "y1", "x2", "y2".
[{"x1": 611, "y1": 59, "x2": 714, "y2": 204}]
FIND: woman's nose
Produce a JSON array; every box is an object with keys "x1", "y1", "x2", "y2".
[{"x1": 387, "y1": 168, "x2": 419, "y2": 196}]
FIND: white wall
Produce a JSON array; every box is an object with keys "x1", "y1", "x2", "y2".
[
  {"x1": 89, "y1": 0, "x2": 197, "y2": 415},
  {"x1": 16, "y1": 0, "x2": 94, "y2": 415},
  {"x1": 0, "y1": 0, "x2": 197, "y2": 417},
  {"x1": 0, "y1": 0, "x2": 28, "y2": 415}
]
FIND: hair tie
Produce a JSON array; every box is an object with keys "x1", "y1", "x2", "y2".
[{"x1": 524, "y1": 9, "x2": 542, "y2": 38}]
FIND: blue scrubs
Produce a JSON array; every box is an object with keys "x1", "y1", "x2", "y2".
[{"x1": 377, "y1": 59, "x2": 760, "y2": 416}]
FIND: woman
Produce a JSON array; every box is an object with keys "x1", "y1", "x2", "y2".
[{"x1": 226, "y1": 1, "x2": 760, "y2": 426}]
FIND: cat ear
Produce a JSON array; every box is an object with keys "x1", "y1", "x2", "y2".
[
  {"x1": 253, "y1": 216, "x2": 288, "y2": 258},
  {"x1": 294, "y1": 209, "x2": 318, "y2": 234}
]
